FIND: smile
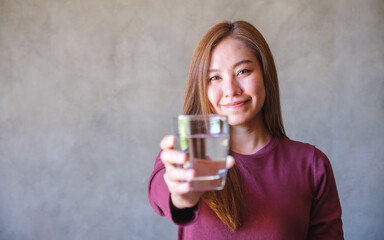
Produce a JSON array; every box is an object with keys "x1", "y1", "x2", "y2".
[{"x1": 221, "y1": 99, "x2": 251, "y2": 108}]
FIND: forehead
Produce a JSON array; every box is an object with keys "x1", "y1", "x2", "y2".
[{"x1": 209, "y1": 37, "x2": 256, "y2": 66}]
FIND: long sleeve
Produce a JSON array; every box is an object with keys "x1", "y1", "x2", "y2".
[
  {"x1": 307, "y1": 148, "x2": 344, "y2": 239},
  {"x1": 148, "y1": 138, "x2": 344, "y2": 240},
  {"x1": 147, "y1": 151, "x2": 198, "y2": 225}
]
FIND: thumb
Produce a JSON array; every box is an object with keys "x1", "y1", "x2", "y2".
[
  {"x1": 160, "y1": 135, "x2": 176, "y2": 150},
  {"x1": 226, "y1": 155, "x2": 235, "y2": 169}
]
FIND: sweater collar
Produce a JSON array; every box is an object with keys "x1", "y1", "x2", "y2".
[{"x1": 229, "y1": 136, "x2": 280, "y2": 159}]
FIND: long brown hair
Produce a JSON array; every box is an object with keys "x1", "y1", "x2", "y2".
[{"x1": 182, "y1": 20, "x2": 286, "y2": 231}]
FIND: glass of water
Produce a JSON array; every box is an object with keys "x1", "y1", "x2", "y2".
[{"x1": 173, "y1": 114, "x2": 229, "y2": 191}]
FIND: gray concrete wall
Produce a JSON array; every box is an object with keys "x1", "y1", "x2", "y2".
[{"x1": 0, "y1": 0, "x2": 383, "y2": 239}]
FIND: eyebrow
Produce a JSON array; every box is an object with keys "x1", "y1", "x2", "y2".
[
  {"x1": 208, "y1": 59, "x2": 253, "y2": 73},
  {"x1": 234, "y1": 59, "x2": 252, "y2": 68}
]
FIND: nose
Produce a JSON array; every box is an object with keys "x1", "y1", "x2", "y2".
[{"x1": 223, "y1": 74, "x2": 243, "y2": 97}]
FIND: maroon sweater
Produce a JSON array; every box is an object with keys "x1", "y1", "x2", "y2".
[{"x1": 148, "y1": 137, "x2": 344, "y2": 239}]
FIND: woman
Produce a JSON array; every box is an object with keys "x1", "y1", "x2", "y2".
[{"x1": 148, "y1": 20, "x2": 343, "y2": 239}]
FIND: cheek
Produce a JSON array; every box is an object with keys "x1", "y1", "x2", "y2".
[
  {"x1": 207, "y1": 85, "x2": 220, "y2": 106},
  {"x1": 247, "y1": 78, "x2": 265, "y2": 98}
]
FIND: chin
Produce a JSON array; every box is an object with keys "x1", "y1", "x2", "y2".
[
  {"x1": 227, "y1": 112, "x2": 262, "y2": 127},
  {"x1": 227, "y1": 115, "x2": 247, "y2": 126}
]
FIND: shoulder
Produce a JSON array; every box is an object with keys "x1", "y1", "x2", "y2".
[
  {"x1": 275, "y1": 138, "x2": 336, "y2": 193},
  {"x1": 277, "y1": 137, "x2": 315, "y2": 154},
  {"x1": 276, "y1": 137, "x2": 330, "y2": 165}
]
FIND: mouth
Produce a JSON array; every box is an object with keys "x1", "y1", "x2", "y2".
[{"x1": 221, "y1": 99, "x2": 251, "y2": 108}]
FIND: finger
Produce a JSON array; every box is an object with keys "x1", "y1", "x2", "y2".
[
  {"x1": 160, "y1": 135, "x2": 176, "y2": 150},
  {"x1": 166, "y1": 168, "x2": 195, "y2": 182},
  {"x1": 167, "y1": 181, "x2": 191, "y2": 195},
  {"x1": 160, "y1": 149, "x2": 187, "y2": 166},
  {"x1": 226, "y1": 155, "x2": 235, "y2": 169},
  {"x1": 163, "y1": 173, "x2": 193, "y2": 194}
]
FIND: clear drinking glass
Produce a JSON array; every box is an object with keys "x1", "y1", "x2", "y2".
[{"x1": 173, "y1": 114, "x2": 229, "y2": 191}]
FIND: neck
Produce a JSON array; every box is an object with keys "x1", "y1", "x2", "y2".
[{"x1": 229, "y1": 115, "x2": 270, "y2": 155}]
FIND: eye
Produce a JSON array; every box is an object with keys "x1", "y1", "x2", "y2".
[
  {"x1": 237, "y1": 69, "x2": 251, "y2": 76},
  {"x1": 209, "y1": 76, "x2": 220, "y2": 81}
]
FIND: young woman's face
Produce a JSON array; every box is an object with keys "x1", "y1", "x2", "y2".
[{"x1": 207, "y1": 37, "x2": 266, "y2": 127}]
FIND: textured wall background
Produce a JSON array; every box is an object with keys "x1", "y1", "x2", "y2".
[{"x1": 0, "y1": 0, "x2": 383, "y2": 239}]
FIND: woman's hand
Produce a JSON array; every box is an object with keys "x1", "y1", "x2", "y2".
[
  {"x1": 160, "y1": 135, "x2": 236, "y2": 209},
  {"x1": 160, "y1": 135, "x2": 202, "y2": 209}
]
